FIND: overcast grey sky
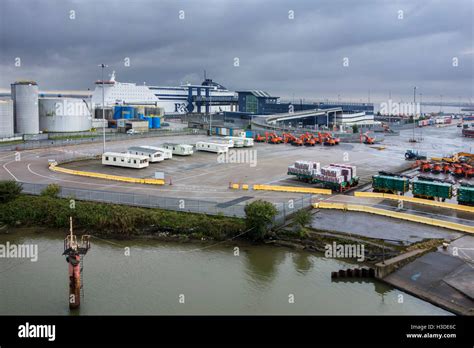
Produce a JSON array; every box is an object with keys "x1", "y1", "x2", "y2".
[{"x1": 0, "y1": 0, "x2": 472, "y2": 103}]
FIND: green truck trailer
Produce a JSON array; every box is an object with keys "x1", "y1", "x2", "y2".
[
  {"x1": 457, "y1": 183, "x2": 474, "y2": 206},
  {"x1": 372, "y1": 175, "x2": 410, "y2": 194},
  {"x1": 412, "y1": 180, "x2": 453, "y2": 201}
]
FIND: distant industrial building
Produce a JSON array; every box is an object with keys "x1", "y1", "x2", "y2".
[
  {"x1": 117, "y1": 119, "x2": 149, "y2": 133},
  {"x1": 237, "y1": 90, "x2": 280, "y2": 114},
  {"x1": 2, "y1": 81, "x2": 96, "y2": 136},
  {"x1": 237, "y1": 90, "x2": 374, "y2": 127},
  {"x1": 1, "y1": 75, "x2": 376, "y2": 138},
  {"x1": 334, "y1": 111, "x2": 375, "y2": 126}
]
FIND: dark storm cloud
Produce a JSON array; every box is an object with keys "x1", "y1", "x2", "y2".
[{"x1": 0, "y1": 0, "x2": 472, "y2": 103}]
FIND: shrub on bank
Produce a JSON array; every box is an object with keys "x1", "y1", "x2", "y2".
[
  {"x1": 293, "y1": 209, "x2": 312, "y2": 237},
  {"x1": 244, "y1": 200, "x2": 278, "y2": 240},
  {"x1": 0, "y1": 181, "x2": 23, "y2": 203},
  {"x1": 40, "y1": 183, "x2": 61, "y2": 198}
]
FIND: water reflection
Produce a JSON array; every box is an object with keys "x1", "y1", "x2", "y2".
[
  {"x1": 291, "y1": 252, "x2": 314, "y2": 275},
  {"x1": 0, "y1": 229, "x2": 450, "y2": 315},
  {"x1": 242, "y1": 246, "x2": 287, "y2": 287}
]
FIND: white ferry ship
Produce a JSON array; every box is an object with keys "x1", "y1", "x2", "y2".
[{"x1": 91, "y1": 72, "x2": 236, "y2": 114}]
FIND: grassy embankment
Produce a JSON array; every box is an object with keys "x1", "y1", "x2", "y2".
[
  {"x1": 0, "y1": 181, "x2": 287, "y2": 242},
  {"x1": 0, "y1": 194, "x2": 245, "y2": 240}
]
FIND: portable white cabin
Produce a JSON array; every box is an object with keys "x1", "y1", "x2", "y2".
[
  {"x1": 210, "y1": 138, "x2": 234, "y2": 148},
  {"x1": 196, "y1": 141, "x2": 229, "y2": 154},
  {"x1": 102, "y1": 152, "x2": 149, "y2": 169},
  {"x1": 162, "y1": 143, "x2": 194, "y2": 156},
  {"x1": 241, "y1": 137, "x2": 254, "y2": 147},
  {"x1": 140, "y1": 145, "x2": 173, "y2": 159},
  {"x1": 225, "y1": 136, "x2": 254, "y2": 147},
  {"x1": 127, "y1": 146, "x2": 164, "y2": 163},
  {"x1": 225, "y1": 136, "x2": 244, "y2": 147}
]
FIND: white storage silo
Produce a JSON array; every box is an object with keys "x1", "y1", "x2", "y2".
[
  {"x1": 39, "y1": 98, "x2": 92, "y2": 132},
  {"x1": 11, "y1": 81, "x2": 39, "y2": 134},
  {"x1": 0, "y1": 100, "x2": 14, "y2": 138}
]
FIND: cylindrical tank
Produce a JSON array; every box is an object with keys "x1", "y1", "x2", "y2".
[
  {"x1": 144, "y1": 116, "x2": 152, "y2": 128},
  {"x1": 0, "y1": 100, "x2": 14, "y2": 138},
  {"x1": 135, "y1": 105, "x2": 145, "y2": 120},
  {"x1": 39, "y1": 98, "x2": 91, "y2": 132},
  {"x1": 11, "y1": 81, "x2": 39, "y2": 134},
  {"x1": 113, "y1": 106, "x2": 123, "y2": 120},
  {"x1": 152, "y1": 116, "x2": 160, "y2": 129}
]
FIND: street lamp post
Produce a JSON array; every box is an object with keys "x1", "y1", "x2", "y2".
[
  {"x1": 419, "y1": 93, "x2": 423, "y2": 141},
  {"x1": 99, "y1": 64, "x2": 108, "y2": 153},
  {"x1": 419, "y1": 93, "x2": 422, "y2": 115},
  {"x1": 412, "y1": 86, "x2": 417, "y2": 142}
]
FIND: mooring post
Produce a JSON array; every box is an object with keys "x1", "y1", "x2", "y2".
[{"x1": 63, "y1": 216, "x2": 90, "y2": 310}]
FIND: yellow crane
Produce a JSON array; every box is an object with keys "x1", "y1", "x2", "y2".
[{"x1": 431, "y1": 152, "x2": 473, "y2": 164}]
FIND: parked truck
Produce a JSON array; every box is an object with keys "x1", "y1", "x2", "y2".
[
  {"x1": 405, "y1": 149, "x2": 427, "y2": 160},
  {"x1": 288, "y1": 161, "x2": 359, "y2": 192}
]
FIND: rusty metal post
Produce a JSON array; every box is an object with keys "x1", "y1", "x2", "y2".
[{"x1": 63, "y1": 217, "x2": 90, "y2": 310}]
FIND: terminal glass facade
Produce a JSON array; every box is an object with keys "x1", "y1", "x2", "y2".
[{"x1": 245, "y1": 95, "x2": 258, "y2": 114}]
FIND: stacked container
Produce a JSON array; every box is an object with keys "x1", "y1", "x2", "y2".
[
  {"x1": 113, "y1": 106, "x2": 135, "y2": 120},
  {"x1": 330, "y1": 163, "x2": 356, "y2": 182},
  {"x1": 288, "y1": 161, "x2": 359, "y2": 190},
  {"x1": 288, "y1": 161, "x2": 320, "y2": 176}
]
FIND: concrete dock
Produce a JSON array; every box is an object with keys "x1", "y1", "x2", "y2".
[{"x1": 381, "y1": 235, "x2": 474, "y2": 315}]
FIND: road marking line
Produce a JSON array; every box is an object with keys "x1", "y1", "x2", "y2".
[{"x1": 2, "y1": 161, "x2": 19, "y2": 181}]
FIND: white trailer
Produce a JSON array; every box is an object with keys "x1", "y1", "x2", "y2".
[
  {"x1": 140, "y1": 145, "x2": 173, "y2": 159},
  {"x1": 225, "y1": 136, "x2": 254, "y2": 147},
  {"x1": 127, "y1": 146, "x2": 164, "y2": 163},
  {"x1": 224, "y1": 136, "x2": 244, "y2": 147},
  {"x1": 242, "y1": 137, "x2": 254, "y2": 147},
  {"x1": 162, "y1": 143, "x2": 194, "y2": 156},
  {"x1": 210, "y1": 138, "x2": 234, "y2": 148},
  {"x1": 196, "y1": 141, "x2": 229, "y2": 154},
  {"x1": 102, "y1": 152, "x2": 149, "y2": 169}
]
